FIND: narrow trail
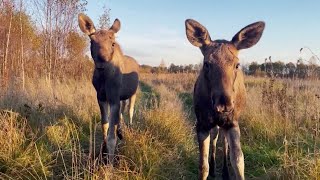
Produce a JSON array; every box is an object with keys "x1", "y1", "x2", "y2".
[{"x1": 119, "y1": 81, "x2": 198, "y2": 179}]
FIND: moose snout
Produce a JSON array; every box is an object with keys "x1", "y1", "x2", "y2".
[
  {"x1": 214, "y1": 104, "x2": 234, "y2": 114},
  {"x1": 213, "y1": 94, "x2": 234, "y2": 114}
]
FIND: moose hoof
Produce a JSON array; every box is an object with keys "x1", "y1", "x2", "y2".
[
  {"x1": 209, "y1": 159, "x2": 216, "y2": 177},
  {"x1": 209, "y1": 171, "x2": 216, "y2": 178},
  {"x1": 222, "y1": 169, "x2": 230, "y2": 180},
  {"x1": 101, "y1": 142, "x2": 108, "y2": 163},
  {"x1": 117, "y1": 128, "x2": 123, "y2": 140},
  {"x1": 209, "y1": 168, "x2": 216, "y2": 178},
  {"x1": 102, "y1": 142, "x2": 108, "y2": 154}
]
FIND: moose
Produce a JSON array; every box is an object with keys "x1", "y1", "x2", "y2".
[
  {"x1": 185, "y1": 19, "x2": 265, "y2": 179},
  {"x1": 78, "y1": 14, "x2": 139, "y2": 164}
]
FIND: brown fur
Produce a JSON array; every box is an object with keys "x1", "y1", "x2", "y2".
[{"x1": 185, "y1": 19, "x2": 265, "y2": 180}]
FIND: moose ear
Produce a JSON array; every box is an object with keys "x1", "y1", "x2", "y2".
[
  {"x1": 110, "y1": 19, "x2": 121, "y2": 33},
  {"x1": 185, "y1": 19, "x2": 211, "y2": 47},
  {"x1": 78, "y1": 13, "x2": 96, "y2": 36},
  {"x1": 232, "y1": 21, "x2": 265, "y2": 50}
]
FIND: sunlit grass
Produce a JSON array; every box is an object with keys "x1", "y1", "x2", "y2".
[{"x1": 0, "y1": 74, "x2": 319, "y2": 179}]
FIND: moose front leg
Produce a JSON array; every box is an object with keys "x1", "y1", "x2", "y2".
[
  {"x1": 209, "y1": 126, "x2": 219, "y2": 177},
  {"x1": 225, "y1": 123, "x2": 245, "y2": 180},
  {"x1": 98, "y1": 100, "x2": 109, "y2": 156},
  {"x1": 222, "y1": 130, "x2": 230, "y2": 180},
  {"x1": 107, "y1": 102, "x2": 120, "y2": 165},
  {"x1": 197, "y1": 130, "x2": 210, "y2": 180}
]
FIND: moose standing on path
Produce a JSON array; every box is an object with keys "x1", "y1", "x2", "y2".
[
  {"x1": 185, "y1": 19, "x2": 265, "y2": 180},
  {"x1": 78, "y1": 14, "x2": 139, "y2": 164}
]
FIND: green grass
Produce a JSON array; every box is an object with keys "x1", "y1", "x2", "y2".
[{"x1": 243, "y1": 143, "x2": 280, "y2": 177}]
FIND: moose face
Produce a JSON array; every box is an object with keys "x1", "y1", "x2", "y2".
[
  {"x1": 78, "y1": 13, "x2": 121, "y2": 63},
  {"x1": 185, "y1": 19, "x2": 265, "y2": 120}
]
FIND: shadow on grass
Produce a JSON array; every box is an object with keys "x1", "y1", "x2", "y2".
[
  {"x1": 138, "y1": 81, "x2": 160, "y2": 109},
  {"x1": 178, "y1": 92, "x2": 196, "y2": 122}
]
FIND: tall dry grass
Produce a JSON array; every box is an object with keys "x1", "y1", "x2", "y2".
[
  {"x1": 0, "y1": 76, "x2": 198, "y2": 179},
  {"x1": 140, "y1": 73, "x2": 197, "y2": 93},
  {"x1": 142, "y1": 73, "x2": 320, "y2": 179},
  {"x1": 242, "y1": 77, "x2": 320, "y2": 179},
  {"x1": 1, "y1": 74, "x2": 319, "y2": 179},
  {"x1": 0, "y1": 77, "x2": 99, "y2": 179}
]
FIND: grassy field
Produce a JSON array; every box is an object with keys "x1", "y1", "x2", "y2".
[{"x1": 0, "y1": 73, "x2": 320, "y2": 179}]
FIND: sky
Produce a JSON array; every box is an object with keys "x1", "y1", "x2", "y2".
[{"x1": 85, "y1": 0, "x2": 320, "y2": 66}]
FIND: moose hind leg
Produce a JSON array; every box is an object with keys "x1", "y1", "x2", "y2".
[
  {"x1": 120, "y1": 100, "x2": 126, "y2": 122},
  {"x1": 197, "y1": 130, "x2": 210, "y2": 180},
  {"x1": 117, "y1": 101, "x2": 126, "y2": 140},
  {"x1": 225, "y1": 124, "x2": 244, "y2": 180},
  {"x1": 128, "y1": 93, "x2": 136, "y2": 126},
  {"x1": 209, "y1": 126, "x2": 219, "y2": 177}
]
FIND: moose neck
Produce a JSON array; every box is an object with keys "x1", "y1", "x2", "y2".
[
  {"x1": 97, "y1": 43, "x2": 124, "y2": 77},
  {"x1": 110, "y1": 43, "x2": 124, "y2": 72}
]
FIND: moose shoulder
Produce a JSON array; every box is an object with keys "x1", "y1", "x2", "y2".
[{"x1": 185, "y1": 19, "x2": 265, "y2": 180}]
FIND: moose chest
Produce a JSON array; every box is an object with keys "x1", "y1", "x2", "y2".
[
  {"x1": 194, "y1": 79, "x2": 236, "y2": 131},
  {"x1": 92, "y1": 68, "x2": 138, "y2": 103}
]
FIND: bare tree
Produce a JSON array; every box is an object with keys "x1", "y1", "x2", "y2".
[
  {"x1": 19, "y1": 0, "x2": 25, "y2": 90},
  {"x1": 31, "y1": 0, "x2": 88, "y2": 82},
  {"x1": 0, "y1": 0, "x2": 90, "y2": 86},
  {"x1": 98, "y1": 5, "x2": 111, "y2": 29},
  {"x1": 2, "y1": 1, "x2": 13, "y2": 78}
]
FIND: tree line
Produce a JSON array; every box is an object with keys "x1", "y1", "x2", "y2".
[
  {"x1": 140, "y1": 59, "x2": 320, "y2": 80},
  {"x1": 140, "y1": 63, "x2": 202, "y2": 74},
  {"x1": 244, "y1": 59, "x2": 320, "y2": 79}
]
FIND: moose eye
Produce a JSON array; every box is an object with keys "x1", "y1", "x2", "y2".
[
  {"x1": 236, "y1": 63, "x2": 240, "y2": 69},
  {"x1": 112, "y1": 42, "x2": 115, "y2": 47}
]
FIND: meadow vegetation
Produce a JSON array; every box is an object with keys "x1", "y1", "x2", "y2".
[{"x1": 1, "y1": 73, "x2": 319, "y2": 179}]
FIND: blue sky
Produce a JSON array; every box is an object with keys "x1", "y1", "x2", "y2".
[{"x1": 86, "y1": 0, "x2": 320, "y2": 66}]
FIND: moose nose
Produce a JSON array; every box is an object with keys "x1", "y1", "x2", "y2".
[
  {"x1": 214, "y1": 104, "x2": 234, "y2": 113},
  {"x1": 213, "y1": 94, "x2": 234, "y2": 113}
]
